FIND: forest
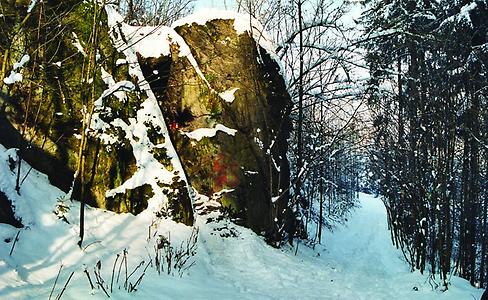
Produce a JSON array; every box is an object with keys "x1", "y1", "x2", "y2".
[{"x1": 0, "y1": 0, "x2": 487, "y2": 299}]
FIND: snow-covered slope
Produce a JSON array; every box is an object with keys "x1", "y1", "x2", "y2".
[{"x1": 0, "y1": 144, "x2": 483, "y2": 299}]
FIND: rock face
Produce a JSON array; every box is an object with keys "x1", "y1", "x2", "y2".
[
  {"x1": 139, "y1": 18, "x2": 293, "y2": 241},
  {"x1": 0, "y1": 3, "x2": 293, "y2": 242},
  {"x1": 0, "y1": 1, "x2": 193, "y2": 225}
]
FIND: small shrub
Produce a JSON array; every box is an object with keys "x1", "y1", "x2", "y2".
[{"x1": 154, "y1": 227, "x2": 199, "y2": 277}]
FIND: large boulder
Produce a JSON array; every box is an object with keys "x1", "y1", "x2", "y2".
[
  {"x1": 0, "y1": 3, "x2": 293, "y2": 242},
  {"x1": 137, "y1": 16, "x2": 293, "y2": 241}
]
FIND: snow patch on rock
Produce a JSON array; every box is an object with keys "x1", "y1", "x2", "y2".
[
  {"x1": 100, "y1": 67, "x2": 129, "y2": 102},
  {"x1": 184, "y1": 124, "x2": 238, "y2": 141},
  {"x1": 103, "y1": 5, "x2": 195, "y2": 212},
  {"x1": 71, "y1": 32, "x2": 86, "y2": 56},
  {"x1": 172, "y1": 9, "x2": 281, "y2": 67},
  {"x1": 3, "y1": 72, "x2": 23, "y2": 85},
  {"x1": 3, "y1": 54, "x2": 29, "y2": 85},
  {"x1": 106, "y1": 6, "x2": 213, "y2": 92},
  {"x1": 27, "y1": 0, "x2": 36, "y2": 13},
  {"x1": 219, "y1": 87, "x2": 239, "y2": 103}
]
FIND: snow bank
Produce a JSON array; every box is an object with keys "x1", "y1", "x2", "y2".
[
  {"x1": 0, "y1": 148, "x2": 484, "y2": 299},
  {"x1": 0, "y1": 144, "x2": 197, "y2": 299}
]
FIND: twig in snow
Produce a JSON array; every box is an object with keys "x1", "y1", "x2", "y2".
[
  {"x1": 124, "y1": 249, "x2": 128, "y2": 289},
  {"x1": 116, "y1": 249, "x2": 126, "y2": 286},
  {"x1": 94, "y1": 261, "x2": 105, "y2": 287},
  {"x1": 179, "y1": 261, "x2": 196, "y2": 278},
  {"x1": 127, "y1": 260, "x2": 144, "y2": 282},
  {"x1": 49, "y1": 264, "x2": 63, "y2": 300},
  {"x1": 93, "y1": 261, "x2": 110, "y2": 298},
  {"x1": 110, "y1": 253, "x2": 120, "y2": 293},
  {"x1": 9, "y1": 230, "x2": 20, "y2": 256},
  {"x1": 82, "y1": 240, "x2": 101, "y2": 252},
  {"x1": 55, "y1": 271, "x2": 74, "y2": 300},
  {"x1": 96, "y1": 280, "x2": 110, "y2": 298},
  {"x1": 154, "y1": 245, "x2": 161, "y2": 275},
  {"x1": 144, "y1": 246, "x2": 153, "y2": 267},
  {"x1": 129, "y1": 260, "x2": 152, "y2": 293},
  {"x1": 84, "y1": 269, "x2": 94, "y2": 290}
]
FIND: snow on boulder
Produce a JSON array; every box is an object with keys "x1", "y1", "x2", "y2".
[
  {"x1": 171, "y1": 9, "x2": 281, "y2": 66},
  {"x1": 137, "y1": 15, "x2": 293, "y2": 243}
]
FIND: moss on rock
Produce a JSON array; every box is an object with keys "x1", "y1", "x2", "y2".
[{"x1": 0, "y1": 1, "x2": 151, "y2": 215}]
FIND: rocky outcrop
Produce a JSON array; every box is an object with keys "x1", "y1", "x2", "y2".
[
  {"x1": 0, "y1": 3, "x2": 293, "y2": 242},
  {"x1": 138, "y1": 17, "x2": 293, "y2": 241}
]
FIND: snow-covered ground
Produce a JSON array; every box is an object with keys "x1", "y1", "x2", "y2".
[{"x1": 0, "y1": 144, "x2": 484, "y2": 299}]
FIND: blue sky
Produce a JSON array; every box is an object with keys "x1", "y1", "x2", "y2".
[{"x1": 193, "y1": 0, "x2": 237, "y2": 11}]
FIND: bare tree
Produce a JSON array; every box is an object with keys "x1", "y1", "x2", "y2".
[
  {"x1": 238, "y1": 0, "x2": 365, "y2": 243},
  {"x1": 118, "y1": 0, "x2": 195, "y2": 25}
]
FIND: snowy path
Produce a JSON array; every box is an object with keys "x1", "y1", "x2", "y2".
[{"x1": 179, "y1": 193, "x2": 483, "y2": 300}]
